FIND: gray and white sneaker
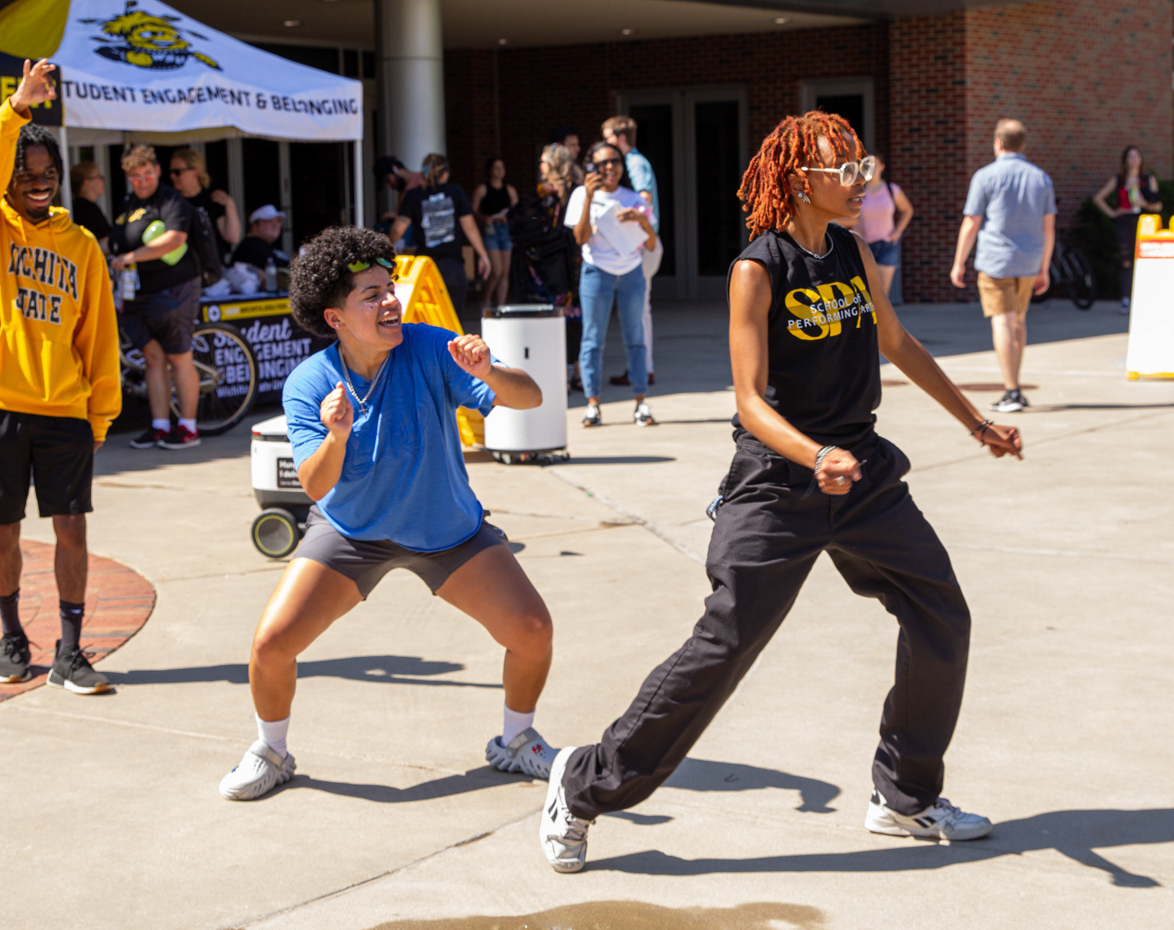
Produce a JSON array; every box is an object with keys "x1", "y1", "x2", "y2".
[
  {"x1": 539, "y1": 746, "x2": 593, "y2": 872},
  {"x1": 988, "y1": 391, "x2": 1023, "y2": 413},
  {"x1": 865, "y1": 791, "x2": 992, "y2": 841},
  {"x1": 633, "y1": 402, "x2": 657, "y2": 427},
  {"x1": 581, "y1": 403, "x2": 602, "y2": 428},
  {"x1": 0, "y1": 633, "x2": 31, "y2": 683},
  {"x1": 485, "y1": 727, "x2": 558, "y2": 779},
  {"x1": 219, "y1": 739, "x2": 296, "y2": 801}
]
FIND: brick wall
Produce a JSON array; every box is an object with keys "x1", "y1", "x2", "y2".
[
  {"x1": 965, "y1": 0, "x2": 1173, "y2": 230},
  {"x1": 440, "y1": 2, "x2": 1173, "y2": 303}
]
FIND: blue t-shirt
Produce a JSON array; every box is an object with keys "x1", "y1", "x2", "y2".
[
  {"x1": 283, "y1": 324, "x2": 497, "y2": 551},
  {"x1": 963, "y1": 153, "x2": 1056, "y2": 279},
  {"x1": 624, "y1": 148, "x2": 660, "y2": 234}
]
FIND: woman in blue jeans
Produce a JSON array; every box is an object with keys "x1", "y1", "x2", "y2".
[{"x1": 564, "y1": 142, "x2": 659, "y2": 427}]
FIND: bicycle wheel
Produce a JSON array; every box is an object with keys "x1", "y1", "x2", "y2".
[
  {"x1": 1065, "y1": 246, "x2": 1097, "y2": 310},
  {"x1": 176, "y1": 322, "x2": 259, "y2": 435}
]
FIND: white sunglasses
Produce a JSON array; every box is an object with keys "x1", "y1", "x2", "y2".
[{"x1": 799, "y1": 155, "x2": 878, "y2": 187}]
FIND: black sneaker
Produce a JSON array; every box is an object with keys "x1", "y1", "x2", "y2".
[
  {"x1": 158, "y1": 423, "x2": 201, "y2": 449},
  {"x1": 988, "y1": 391, "x2": 1023, "y2": 413},
  {"x1": 1012, "y1": 389, "x2": 1030, "y2": 408},
  {"x1": 0, "y1": 632, "x2": 32, "y2": 683},
  {"x1": 130, "y1": 426, "x2": 168, "y2": 449},
  {"x1": 47, "y1": 640, "x2": 109, "y2": 695}
]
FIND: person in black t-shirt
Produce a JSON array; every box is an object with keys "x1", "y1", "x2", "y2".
[
  {"x1": 110, "y1": 145, "x2": 203, "y2": 450},
  {"x1": 232, "y1": 204, "x2": 290, "y2": 270},
  {"x1": 69, "y1": 161, "x2": 110, "y2": 254},
  {"x1": 169, "y1": 148, "x2": 240, "y2": 264},
  {"x1": 389, "y1": 153, "x2": 490, "y2": 317},
  {"x1": 540, "y1": 112, "x2": 1025, "y2": 874}
]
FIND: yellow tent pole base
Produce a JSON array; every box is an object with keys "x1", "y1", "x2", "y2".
[{"x1": 1127, "y1": 371, "x2": 1174, "y2": 380}]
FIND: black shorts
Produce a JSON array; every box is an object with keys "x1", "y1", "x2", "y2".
[
  {"x1": 120, "y1": 277, "x2": 202, "y2": 355},
  {"x1": 294, "y1": 506, "x2": 507, "y2": 598},
  {"x1": 0, "y1": 411, "x2": 94, "y2": 524}
]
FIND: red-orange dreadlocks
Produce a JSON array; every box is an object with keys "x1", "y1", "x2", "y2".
[{"x1": 738, "y1": 111, "x2": 864, "y2": 239}]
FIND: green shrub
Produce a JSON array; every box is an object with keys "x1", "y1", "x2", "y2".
[{"x1": 1070, "y1": 179, "x2": 1172, "y2": 299}]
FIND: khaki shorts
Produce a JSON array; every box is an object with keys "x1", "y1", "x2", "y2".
[{"x1": 978, "y1": 272, "x2": 1034, "y2": 318}]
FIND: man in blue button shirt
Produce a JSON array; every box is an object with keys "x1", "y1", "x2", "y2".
[
  {"x1": 604, "y1": 115, "x2": 662, "y2": 387},
  {"x1": 951, "y1": 119, "x2": 1055, "y2": 413}
]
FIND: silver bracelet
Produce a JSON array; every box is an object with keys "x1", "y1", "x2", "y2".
[{"x1": 814, "y1": 445, "x2": 838, "y2": 475}]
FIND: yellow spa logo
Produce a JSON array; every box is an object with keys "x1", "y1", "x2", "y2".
[
  {"x1": 785, "y1": 276, "x2": 877, "y2": 341},
  {"x1": 81, "y1": 1, "x2": 221, "y2": 71}
]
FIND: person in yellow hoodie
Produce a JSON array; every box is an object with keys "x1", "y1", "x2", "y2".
[{"x1": 0, "y1": 59, "x2": 120, "y2": 694}]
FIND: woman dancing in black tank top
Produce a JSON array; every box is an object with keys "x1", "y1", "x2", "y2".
[{"x1": 539, "y1": 112, "x2": 1023, "y2": 872}]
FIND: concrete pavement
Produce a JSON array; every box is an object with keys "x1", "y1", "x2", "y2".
[{"x1": 1, "y1": 299, "x2": 1170, "y2": 930}]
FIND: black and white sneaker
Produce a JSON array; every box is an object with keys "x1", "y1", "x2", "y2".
[
  {"x1": 46, "y1": 641, "x2": 110, "y2": 695},
  {"x1": 0, "y1": 632, "x2": 31, "y2": 683},
  {"x1": 633, "y1": 402, "x2": 657, "y2": 427},
  {"x1": 129, "y1": 426, "x2": 168, "y2": 449},
  {"x1": 539, "y1": 746, "x2": 593, "y2": 872},
  {"x1": 988, "y1": 391, "x2": 1023, "y2": 413},
  {"x1": 581, "y1": 403, "x2": 602, "y2": 428},
  {"x1": 865, "y1": 790, "x2": 992, "y2": 841},
  {"x1": 1012, "y1": 389, "x2": 1030, "y2": 408}
]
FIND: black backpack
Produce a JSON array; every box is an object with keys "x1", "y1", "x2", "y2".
[{"x1": 183, "y1": 198, "x2": 223, "y2": 287}]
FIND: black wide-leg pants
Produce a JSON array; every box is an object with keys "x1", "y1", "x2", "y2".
[{"x1": 564, "y1": 433, "x2": 972, "y2": 819}]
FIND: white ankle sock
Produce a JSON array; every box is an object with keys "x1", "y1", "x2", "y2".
[
  {"x1": 178, "y1": 417, "x2": 197, "y2": 432},
  {"x1": 256, "y1": 713, "x2": 290, "y2": 758},
  {"x1": 502, "y1": 704, "x2": 534, "y2": 745},
  {"x1": 151, "y1": 418, "x2": 170, "y2": 431}
]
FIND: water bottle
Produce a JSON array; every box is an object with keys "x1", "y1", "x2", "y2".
[{"x1": 264, "y1": 256, "x2": 277, "y2": 292}]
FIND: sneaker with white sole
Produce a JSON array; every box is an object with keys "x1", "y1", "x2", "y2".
[
  {"x1": 219, "y1": 739, "x2": 297, "y2": 800},
  {"x1": 865, "y1": 790, "x2": 992, "y2": 841},
  {"x1": 633, "y1": 402, "x2": 657, "y2": 427},
  {"x1": 485, "y1": 727, "x2": 558, "y2": 779},
  {"x1": 581, "y1": 403, "x2": 601, "y2": 428},
  {"x1": 539, "y1": 746, "x2": 593, "y2": 872},
  {"x1": 988, "y1": 391, "x2": 1023, "y2": 413},
  {"x1": 46, "y1": 641, "x2": 109, "y2": 694},
  {"x1": 0, "y1": 632, "x2": 31, "y2": 683}
]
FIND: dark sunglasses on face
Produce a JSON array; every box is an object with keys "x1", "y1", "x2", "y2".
[{"x1": 593, "y1": 157, "x2": 623, "y2": 168}]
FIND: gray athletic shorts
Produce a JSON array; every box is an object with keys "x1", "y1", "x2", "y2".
[{"x1": 294, "y1": 506, "x2": 507, "y2": 598}]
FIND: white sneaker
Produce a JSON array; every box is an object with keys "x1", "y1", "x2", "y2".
[
  {"x1": 539, "y1": 746, "x2": 593, "y2": 872},
  {"x1": 865, "y1": 791, "x2": 992, "y2": 841},
  {"x1": 219, "y1": 739, "x2": 296, "y2": 801},
  {"x1": 633, "y1": 402, "x2": 657, "y2": 427},
  {"x1": 582, "y1": 403, "x2": 601, "y2": 428},
  {"x1": 485, "y1": 727, "x2": 558, "y2": 779}
]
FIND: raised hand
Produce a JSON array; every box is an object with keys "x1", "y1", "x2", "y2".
[
  {"x1": 320, "y1": 382, "x2": 353, "y2": 437},
  {"x1": 9, "y1": 59, "x2": 57, "y2": 114},
  {"x1": 448, "y1": 334, "x2": 493, "y2": 380}
]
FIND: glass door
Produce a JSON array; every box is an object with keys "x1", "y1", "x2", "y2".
[{"x1": 622, "y1": 86, "x2": 748, "y2": 301}]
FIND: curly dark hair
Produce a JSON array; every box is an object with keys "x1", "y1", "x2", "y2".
[
  {"x1": 14, "y1": 123, "x2": 64, "y2": 187},
  {"x1": 288, "y1": 226, "x2": 396, "y2": 338}
]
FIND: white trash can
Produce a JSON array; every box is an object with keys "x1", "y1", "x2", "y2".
[{"x1": 481, "y1": 304, "x2": 569, "y2": 464}]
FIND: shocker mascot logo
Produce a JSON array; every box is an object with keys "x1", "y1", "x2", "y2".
[{"x1": 81, "y1": 1, "x2": 221, "y2": 71}]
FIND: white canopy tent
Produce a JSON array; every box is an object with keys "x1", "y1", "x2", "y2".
[{"x1": 1, "y1": 0, "x2": 364, "y2": 226}]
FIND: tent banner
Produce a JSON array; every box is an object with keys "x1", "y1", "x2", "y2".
[
  {"x1": 55, "y1": 0, "x2": 362, "y2": 140},
  {"x1": 0, "y1": 52, "x2": 64, "y2": 126}
]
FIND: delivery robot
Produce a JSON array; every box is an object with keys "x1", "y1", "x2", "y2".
[{"x1": 249, "y1": 414, "x2": 311, "y2": 559}]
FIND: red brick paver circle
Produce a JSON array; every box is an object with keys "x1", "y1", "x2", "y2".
[{"x1": 0, "y1": 540, "x2": 155, "y2": 701}]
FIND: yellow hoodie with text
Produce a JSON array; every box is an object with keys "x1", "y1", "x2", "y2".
[{"x1": 1, "y1": 100, "x2": 120, "y2": 441}]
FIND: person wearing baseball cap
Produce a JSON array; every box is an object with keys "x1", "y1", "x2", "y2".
[{"x1": 232, "y1": 204, "x2": 290, "y2": 270}]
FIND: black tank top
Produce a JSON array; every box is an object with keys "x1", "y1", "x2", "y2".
[
  {"x1": 481, "y1": 184, "x2": 511, "y2": 217},
  {"x1": 728, "y1": 224, "x2": 881, "y2": 448}
]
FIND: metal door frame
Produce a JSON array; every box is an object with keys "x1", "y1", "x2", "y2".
[{"x1": 618, "y1": 84, "x2": 748, "y2": 301}]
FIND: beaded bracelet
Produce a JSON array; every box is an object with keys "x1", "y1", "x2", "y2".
[
  {"x1": 814, "y1": 444, "x2": 838, "y2": 474},
  {"x1": 969, "y1": 418, "x2": 994, "y2": 438}
]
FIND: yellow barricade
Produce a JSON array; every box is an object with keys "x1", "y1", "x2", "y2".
[
  {"x1": 1125, "y1": 215, "x2": 1174, "y2": 380},
  {"x1": 394, "y1": 255, "x2": 485, "y2": 446}
]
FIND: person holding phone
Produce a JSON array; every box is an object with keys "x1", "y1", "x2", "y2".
[{"x1": 564, "y1": 142, "x2": 658, "y2": 428}]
